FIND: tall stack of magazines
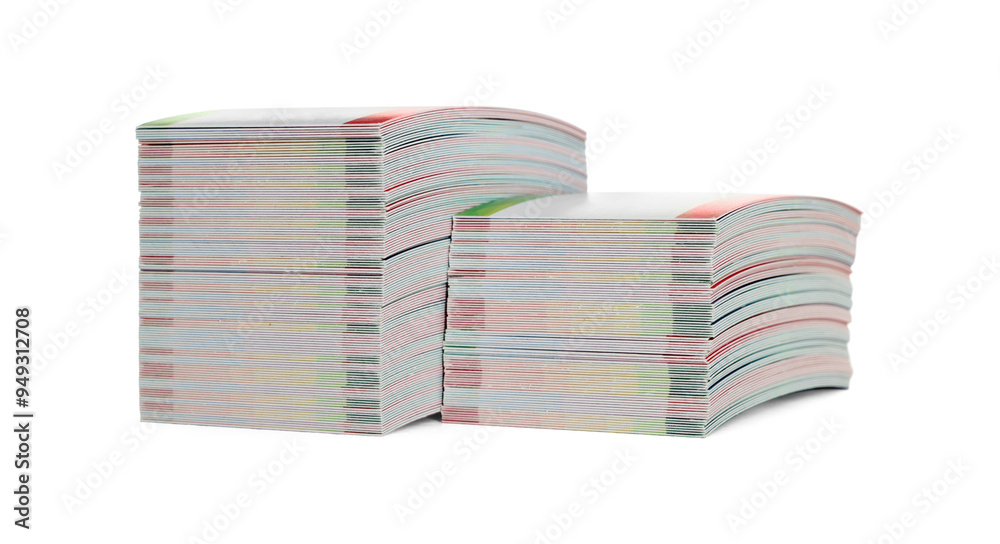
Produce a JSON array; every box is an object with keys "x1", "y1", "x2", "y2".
[{"x1": 136, "y1": 107, "x2": 587, "y2": 434}]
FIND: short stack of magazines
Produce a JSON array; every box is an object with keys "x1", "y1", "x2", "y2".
[
  {"x1": 442, "y1": 193, "x2": 860, "y2": 437},
  {"x1": 136, "y1": 107, "x2": 587, "y2": 434}
]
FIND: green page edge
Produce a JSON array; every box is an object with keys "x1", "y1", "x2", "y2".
[{"x1": 457, "y1": 194, "x2": 548, "y2": 217}]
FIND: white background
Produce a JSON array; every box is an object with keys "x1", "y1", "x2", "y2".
[{"x1": 3, "y1": 1, "x2": 998, "y2": 542}]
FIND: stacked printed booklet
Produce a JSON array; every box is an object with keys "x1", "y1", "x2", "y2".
[
  {"x1": 442, "y1": 193, "x2": 860, "y2": 437},
  {"x1": 136, "y1": 107, "x2": 587, "y2": 434}
]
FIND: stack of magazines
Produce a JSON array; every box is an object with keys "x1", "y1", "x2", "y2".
[
  {"x1": 443, "y1": 193, "x2": 860, "y2": 437},
  {"x1": 137, "y1": 107, "x2": 586, "y2": 434}
]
